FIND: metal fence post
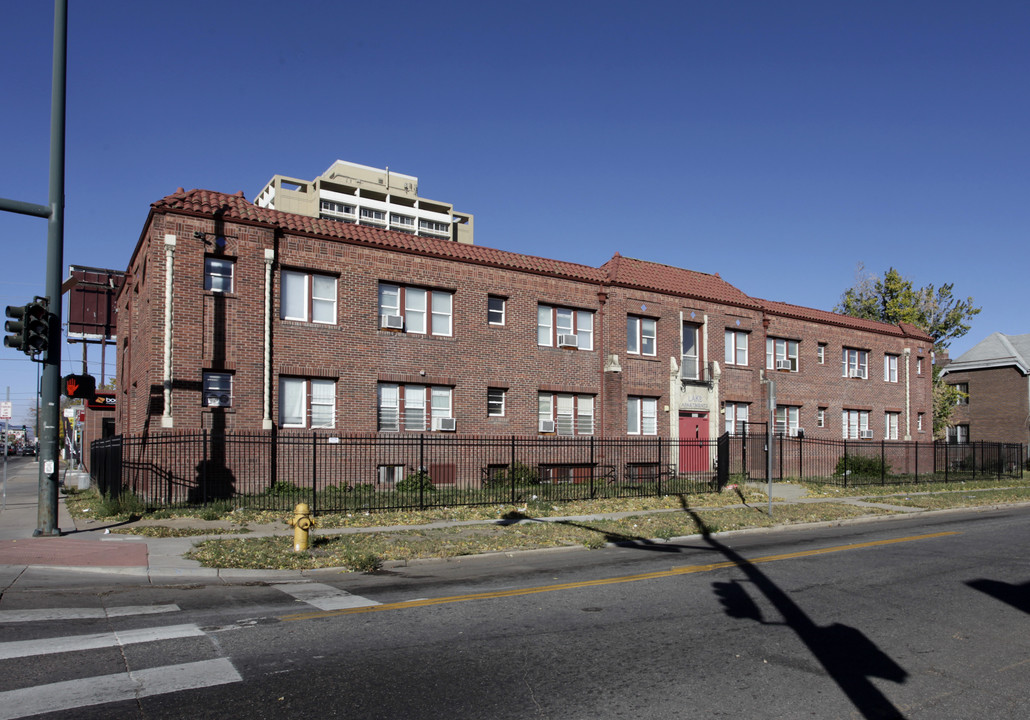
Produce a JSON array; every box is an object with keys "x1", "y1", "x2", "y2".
[
  {"x1": 419, "y1": 432, "x2": 425, "y2": 510},
  {"x1": 510, "y1": 435, "x2": 516, "y2": 506},
  {"x1": 589, "y1": 436, "x2": 595, "y2": 499},
  {"x1": 202, "y1": 428, "x2": 209, "y2": 504},
  {"x1": 881, "y1": 439, "x2": 885, "y2": 485},
  {"x1": 843, "y1": 439, "x2": 849, "y2": 488},
  {"x1": 311, "y1": 433, "x2": 317, "y2": 515},
  {"x1": 914, "y1": 440, "x2": 919, "y2": 482}
]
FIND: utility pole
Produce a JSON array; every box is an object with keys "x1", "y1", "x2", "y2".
[{"x1": 0, "y1": 0, "x2": 67, "y2": 536}]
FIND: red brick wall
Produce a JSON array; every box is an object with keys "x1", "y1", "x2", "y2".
[
  {"x1": 115, "y1": 209, "x2": 935, "y2": 445},
  {"x1": 946, "y1": 366, "x2": 1030, "y2": 447}
]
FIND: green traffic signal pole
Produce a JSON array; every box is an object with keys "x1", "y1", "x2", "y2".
[{"x1": 0, "y1": 0, "x2": 66, "y2": 536}]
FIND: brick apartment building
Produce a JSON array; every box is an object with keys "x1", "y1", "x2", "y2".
[
  {"x1": 114, "y1": 187, "x2": 934, "y2": 457},
  {"x1": 940, "y1": 332, "x2": 1030, "y2": 453}
]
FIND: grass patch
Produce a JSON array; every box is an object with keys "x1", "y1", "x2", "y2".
[
  {"x1": 872, "y1": 486, "x2": 1030, "y2": 510},
  {"x1": 799, "y1": 478, "x2": 1030, "y2": 498},
  {"x1": 110, "y1": 526, "x2": 253, "y2": 538},
  {"x1": 184, "y1": 501, "x2": 893, "y2": 571}
]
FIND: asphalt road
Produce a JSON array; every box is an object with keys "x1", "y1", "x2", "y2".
[{"x1": 2, "y1": 505, "x2": 1029, "y2": 719}]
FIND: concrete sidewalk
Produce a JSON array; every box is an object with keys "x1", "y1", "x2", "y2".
[
  {"x1": 0, "y1": 461, "x2": 250, "y2": 588},
  {"x1": 0, "y1": 460, "x2": 932, "y2": 590}
]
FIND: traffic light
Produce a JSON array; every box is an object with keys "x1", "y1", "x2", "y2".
[
  {"x1": 24, "y1": 297, "x2": 49, "y2": 357},
  {"x1": 4, "y1": 304, "x2": 27, "y2": 352},
  {"x1": 63, "y1": 374, "x2": 96, "y2": 400}
]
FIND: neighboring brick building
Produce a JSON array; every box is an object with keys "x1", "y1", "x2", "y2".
[
  {"x1": 940, "y1": 333, "x2": 1030, "y2": 453},
  {"x1": 114, "y1": 188, "x2": 934, "y2": 456}
]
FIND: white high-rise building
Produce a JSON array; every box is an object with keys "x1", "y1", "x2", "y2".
[{"x1": 254, "y1": 160, "x2": 474, "y2": 244}]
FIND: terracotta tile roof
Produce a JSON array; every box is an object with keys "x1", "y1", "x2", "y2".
[
  {"x1": 152, "y1": 189, "x2": 603, "y2": 283},
  {"x1": 600, "y1": 253, "x2": 761, "y2": 310},
  {"x1": 150, "y1": 189, "x2": 933, "y2": 344},
  {"x1": 760, "y1": 298, "x2": 935, "y2": 342}
]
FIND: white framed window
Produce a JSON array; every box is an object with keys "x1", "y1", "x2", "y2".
[
  {"x1": 842, "y1": 409, "x2": 870, "y2": 440},
  {"x1": 885, "y1": 412, "x2": 900, "y2": 440},
  {"x1": 378, "y1": 383, "x2": 453, "y2": 432},
  {"x1": 725, "y1": 330, "x2": 748, "y2": 366},
  {"x1": 418, "y1": 219, "x2": 450, "y2": 237},
  {"x1": 627, "y1": 396, "x2": 658, "y2": 435},
  {"x1": 488, "y1": 296, "x2": 506, "y2": 326},
  {"x1": 319, "y1": 200, "x2": 355, "y2": 222},
  {"x1": 947, "y1": 424, "x2": 969, "y2": 444},
  {"x1": 359, "y1": 207, "x2": 386, "y2": 226},
  {"x1": 538, "y1": 305, "x2": 593, "y2": 350},
  {"x1": 203, "y1": 372, "x2": 232, "y2": 407},
  {"x1": 627, "y1": 316, "x2": 657, "y2": 356},
  {"x1": 917, "y1": 357, "x2": 924, "y2": 375},
  {"x1": 842, "y1": 348, "x2": 868, "y2": 379},
  {"x1": 279, "y1": 377, "x2": 335, "y2": 428},
  {"x1": 917, "y1": 412, "x2": 925, "y2": 433},
  {"x1": 539, "y1": 392, "x2": 594, "y2": 435},
  {"x1": 378, "y1": 283, "x2": 453, "y2": 336},
  {"x1": 725, "y1": 403, "x2": 749, "y2": 435},
  {"x1": 204, "y1": 258, "x2": 234, "y2": 293},
  {"x1": 766, "y1": 338, "x2": 799, "y2": 372},
  {"x1": 775, "y1": 406, "x2": 800, "y2": 436},
  {"x1": 817, "y1": 343, "x2": 826, "y2": 364},
  {"x1": 488, "y1": 387, "x2": 506, "y2": 417},
  {"x1": 953, "y1": 383, "x2": 969, "y2": 405},
  {"x1": 817, "y1": 408, "x2": 826, "y2": 428},
  {"x1": 377, "y1": 465, "x2": 404, "y2": 485},
  {"x1": 681, "y1": 322, "x2": 700, "y2": 380},
  {"x1": 281, "y1": 270, "x2": 336, "y2": 324},
  {"x1": 389, "y1": 213, "x2": 416, "y2": 233},
  {"x1": 884, "y1": 354, "x2": 899, "y2": 383}
]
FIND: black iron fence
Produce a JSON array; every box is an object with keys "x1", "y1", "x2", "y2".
[{"x1": 89, "y1": 430, "x2": 1024, "y2": 512}]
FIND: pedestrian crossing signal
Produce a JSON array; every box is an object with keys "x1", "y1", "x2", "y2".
[{"x1": 63, "y1": 374, "x2": 96, "y2": 400}]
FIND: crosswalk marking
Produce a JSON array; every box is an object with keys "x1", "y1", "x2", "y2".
[
  {"x1": 271, "y1": 581, "x2": 380, "y2": 610},
  {"x1": 0, "y1": 623, "x2": 206, "y2": 660},
  {"x1": 0, "y1": 604, "x2": 180, "y2": 623},
  {"x1": 0, "y1": 658, "x2": 242, "y2": 720}
]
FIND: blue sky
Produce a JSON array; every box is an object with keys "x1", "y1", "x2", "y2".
[{"x1": 1, "y1": 1, "x2": 1027, "y2": 425}]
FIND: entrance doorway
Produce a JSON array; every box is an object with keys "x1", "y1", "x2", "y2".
[{"x1": 678, "y1": 412, "x2": 709, "y2": 472}]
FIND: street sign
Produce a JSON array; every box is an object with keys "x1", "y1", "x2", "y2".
[
  {"x1": 87, "y1": 392, "x2": 116, "y2": 411},
  {"x1": 0, "y1": 401, "x2": 10, "y2": 419}
]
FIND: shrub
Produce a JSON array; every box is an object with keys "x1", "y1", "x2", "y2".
[
  {"x1": 834, "y1": 453, "x2": 890, "y2": 478},
  {"x1": 265, "y1": 481, "x2": 302, "y2": 496},
  {"x1": 485, "y1": 462, "x2": 540, "y2": 487},
  {"x1": 396, "y1": 470, "x2": 434, "y2": 493},
  {"x1": 200, "y1": 500, "x2": 233, "y2": 521},
  {"x1": 346, "y1": 552, "x2": 383, "y2": 573},
  {"x1": 98, "y1": 489, "x2": 149, "y2": 519}
]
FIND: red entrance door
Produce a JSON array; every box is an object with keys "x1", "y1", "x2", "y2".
[{"x1": 678, "y1": 412, "x2": 709, "y2": 472}]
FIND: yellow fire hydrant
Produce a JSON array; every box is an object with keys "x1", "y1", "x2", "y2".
[{"x1": 286, "y1": 503, "x2": 317, "y2": 552}]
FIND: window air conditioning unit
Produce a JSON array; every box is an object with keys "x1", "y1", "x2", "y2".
[
  {"x1": 432, "y1": 417, "x2": 456, "y2": 432},
  {"x1": 380, "y1": 314, "x2": 403, "y2": 330},
  {"x1": 860, "y1": 430, "x2": 874, "y2": 439},
  {"x1": 557, "y1": 334, "x2": 579, "y2": 348},
  {"x1": 539, "y1": 419, "x2": 556, "y2": 433},
  {"x1": 848, "y1": 369, "x2": 863, "y2": 378},
  {"x1": 775, "y1": 359, "x2": 792, "y2": 371},
  {"x1": 790, "y1": 427, "x2": 805, "y2": 438}
]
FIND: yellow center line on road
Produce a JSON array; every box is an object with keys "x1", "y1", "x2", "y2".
[{"x1": 280, "y1": 531, "x2": 960, "y2": 622}]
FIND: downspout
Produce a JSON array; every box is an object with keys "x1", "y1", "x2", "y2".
[
  {"x1": 597, "y1": 288, "x2": 607, "y2": 435},
  {"x1": 903, "y1": 348, "x2": 911, "y2": 440},
  {"x1": 161, "y1": 234, "x2": 175, "y2": 428},
  {"x1": 262, "y1": 248, "x2": 275, "y2": 429}
]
